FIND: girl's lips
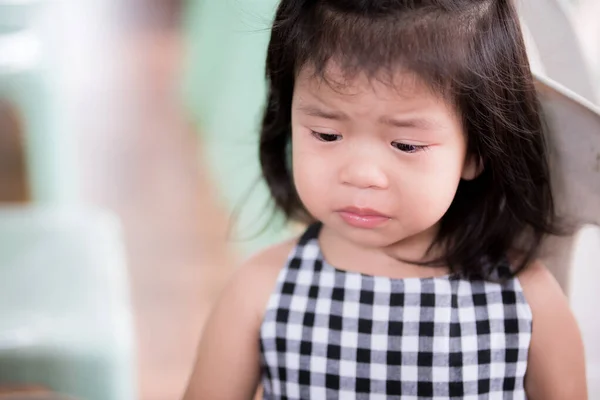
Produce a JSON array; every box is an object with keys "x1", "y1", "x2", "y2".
[{"x1": 337, "y1": 207, "x2": 391, "y2": 229}]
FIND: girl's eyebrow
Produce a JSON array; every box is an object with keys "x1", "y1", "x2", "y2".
[
  {"x1": 296, "y1": 104, "x2": 349, "y2": 121},
  {"x1": 378, "y1": 115, "x2": 441, "y2": 130},
  {"x1": 297, "y1": 104, "x2": 441, "y2": 130}
]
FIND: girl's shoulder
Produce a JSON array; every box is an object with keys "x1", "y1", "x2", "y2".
[
  {"x1": 514, "y1": 259, "x2": 565, "y2": 318},
  {"x1": 228, "y1": 237, "x2": 300, "y2": 322},
  {"x1": 516, "y1": 260, "x2": 558, "y2": 291},
  {"x1": 242, "y1": 237, "x2": 299, "y2": 281},
  {"x1": 516, "y1": 260, "x2": 587, "y2": 397},
  {"x1": 183, "y1": 237, "x2": 301, "y2": 399},
  {"x1": 516, "y1": 259, "x2": 572, "y2": 325},
  {"x1": 515, "y1": 259, "x2": 563, "y2": 302}
]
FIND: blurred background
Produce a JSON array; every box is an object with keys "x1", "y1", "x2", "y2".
[{"x1": 0, "y1": 0, "x2": 598, "y2": 399}]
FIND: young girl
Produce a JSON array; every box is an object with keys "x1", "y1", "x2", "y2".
[{"x1": 184, "y1": 0, "x2": 587, "y2": 398}]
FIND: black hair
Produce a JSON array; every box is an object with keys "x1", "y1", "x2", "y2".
[{"x1": 259, "y1": 0, "x2": 562, "y2": 279}]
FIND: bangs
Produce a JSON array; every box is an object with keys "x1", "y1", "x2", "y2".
[{"x1": 287, "y1": 1, "x2": 492, "y2": 98}]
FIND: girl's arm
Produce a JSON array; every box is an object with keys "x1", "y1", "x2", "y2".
[
  {"x1": 520, "y1": 262, "x2": 588, "y2": 399},
  {"x1": 182, "y1": 239, "x2": 296, "y2": 400}
]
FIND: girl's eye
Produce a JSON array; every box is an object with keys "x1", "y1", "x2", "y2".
[
  {"x1": 391, "y1": 142, "x2": 428, "y2": 153},
  {"x1": 312, "y1": 131, "x2": 342, "y2": 142}
]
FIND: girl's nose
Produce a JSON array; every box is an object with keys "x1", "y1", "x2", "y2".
[{"x1": 339, "y1": 154, "x2": 389, "y2": 190}]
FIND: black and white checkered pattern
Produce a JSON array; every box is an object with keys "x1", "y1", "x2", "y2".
[{"x1": 259, "y1": 223, "x2": 532, "y2": 399}]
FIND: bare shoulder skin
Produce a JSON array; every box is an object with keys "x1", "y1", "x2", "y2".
[
  {"x1": 519, "y1": 261, "x2": 588, "y2": 399},
  {"x1": 182, "y1": 237, "x2": 298, "y2": 400}
]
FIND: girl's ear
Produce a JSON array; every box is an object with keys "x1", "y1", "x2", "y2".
[{"x1": 461, "y1": 154, "x2": 483, "y2": 181}]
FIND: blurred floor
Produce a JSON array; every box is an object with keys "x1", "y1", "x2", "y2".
[{"x1": 77, "y1": 1, "x2": 237, "y2": 399}]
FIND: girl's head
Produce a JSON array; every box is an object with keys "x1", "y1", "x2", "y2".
[{"x1": 260, "y1": 0, "x2": 560, "y2": 278}]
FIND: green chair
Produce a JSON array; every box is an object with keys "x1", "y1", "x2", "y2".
[
  {"x1": 0, "y1": 206, "x2": 137, "y2": 400},
  {"x1": 0, "y1": 0, "x2": 78, "y2": 205},
  {"x1": 0, "y1": 2, "x2": 137, "y2": 399}
]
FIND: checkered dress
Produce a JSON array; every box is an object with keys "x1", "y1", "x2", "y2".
[{"x1": 259, "y1": 223, "x2": 532, "y2": 399}]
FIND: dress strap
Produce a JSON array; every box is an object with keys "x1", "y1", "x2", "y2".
[{"x1": 297, "y1": 222, "x2": 323, "y2": 246}]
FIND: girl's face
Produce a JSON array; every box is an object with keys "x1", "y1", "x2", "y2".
[{"x1": 291, "y1": 66, "x2": 478, "y2": 252}]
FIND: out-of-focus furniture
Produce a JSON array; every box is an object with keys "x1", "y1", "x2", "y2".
[
  {"x1": 0, "y1": 394, "x2": 76, "y2": 400},
  {"x1": 518, "y1": 0, "x2": 597, "y2": 103},
  {"x1": 536, "y1": 75, "x2": 600, "y2": 396},
  {"x1": 1, "y1": 1, "x2": 137, "y2": 397},
  {"x1": 0, "y1": 0, "x2": 77, "y2": 204},
  {"x1": 569, "y1": 225, "x2": 600, "y2": 397},
  {"x1": 0, "y1": 386, "x2": 75, "y2": 399},
  {"x1": 520, "y1": 3, "x2": 600, "y2": 392},
  {"x1": 0, "y1": 100, "x2": 30, "y2": 202},
  {"x1": 0, "y1": 207, "x2": 137, "y2": 400}
]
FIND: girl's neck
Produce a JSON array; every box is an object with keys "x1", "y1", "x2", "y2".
[{"x1": 317, "y1": 223, "x2": 450, "y2": 279}]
